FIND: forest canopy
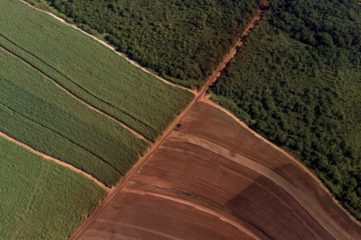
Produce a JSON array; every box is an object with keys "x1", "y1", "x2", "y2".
[
  {"x1": 27, "y1": 0, "x2": 258, "y2": 87},
  {"x1": 212, "y1": 0, "x2": 361, "y2": 218}
]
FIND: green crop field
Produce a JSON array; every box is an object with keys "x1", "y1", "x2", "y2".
[
  {"x1": 0, "y1": 0, "x2": 194, "y2": 187},
  {"x1": 0, "y1": 50, "x2": 147, "y2": 186},
  {"x1": 0, "y1": 0, "x2": 194, "y2": 237},
  {"x1": 25, "y1": 0, "x2": 258, "y2": 87},
  {"x1": 1, "y1": 0, "x2": 193, "y2": 141},
  {"x1": 0, "y1": 137, "x2": 106, "y2": 240},
  {"x1": 212, "y1": 0, "x2": 361, "y2": 219}
]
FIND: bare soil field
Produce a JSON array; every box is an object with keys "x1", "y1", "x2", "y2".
[{"x1": 72, "y1": 101, "x2": 361, "y2": 240}]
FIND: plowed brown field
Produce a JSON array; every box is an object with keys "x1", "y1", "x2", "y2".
[{"x1": 72, "y1": 101, "x2": 361, "y2": 240}]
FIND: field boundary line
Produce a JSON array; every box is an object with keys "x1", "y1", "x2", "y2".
[
  {"x1": 70, "y1": 6, "x2": 267, "y2": 239},
  {"x1": 0, "y1": 131, "x2": 110, "y2": 191},
  {"x1": 0, "y1": 46, "x2": 151, "y2": 144},
  {"x1": 20, "y1": 0, "x2": 196, "y2": 95},
  {"x1": 201, "y1": 97, "x2": 361, "y2": 228},
  {"x1": 123, "y1": 188, "x2": 263, "y2": 240}
]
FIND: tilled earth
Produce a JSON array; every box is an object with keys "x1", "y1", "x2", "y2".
[{"x1": 73, "y1": 101, "x2": 361, "y2": 240}]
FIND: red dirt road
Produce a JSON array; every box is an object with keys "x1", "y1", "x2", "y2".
[
  {"x1": 70, "y1": 8, "x2": 269, "y2": 240},
  {"x1": 16, "y1": 2, "x2": 360, "y2": 239},
  {"x1": 71, "y1": 102, "x2": 361, "y2": 240}
]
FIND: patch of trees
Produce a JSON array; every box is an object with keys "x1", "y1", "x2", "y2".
[
  {"x1": 212, "y1": 0, "x2": 361, "y2": 219},
  {"x1": 33, "y1": 0, "x2": 258, "y2": 87},
  {"x1": 271, "y1": 0, "x2": 361, "y2": 49}
]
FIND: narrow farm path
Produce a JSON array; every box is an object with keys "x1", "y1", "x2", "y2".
[
  {"x1": 71, "y1": 6, "x2": 267, "y2": 239},
  {"x1": 20, "y1": 0, "x2": 196, "y2": 95},
  {"x1": 0, "y1": 46, "x2": 151, "y2": 144},
  {"x1": 0, "y1": 131, "x2": 110, "y2": 191}
]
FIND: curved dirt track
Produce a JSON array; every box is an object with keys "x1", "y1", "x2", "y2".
[{"x1": 71, "y1": 102, "x2": 361, "y2": 240}]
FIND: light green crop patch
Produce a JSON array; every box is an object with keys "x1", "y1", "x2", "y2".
[
  {"x1": 0, "y1": 0, "x2": 193, "y2": 141},
  {"x1": 0, "y1": 49, "x2": 146, "y2": 186},
  {"x1": 0, "y1": 0, "x2": 193, "y2": 186},
  {"x1": 0, "y1": 137, "x2": 106, "y2": 240}
]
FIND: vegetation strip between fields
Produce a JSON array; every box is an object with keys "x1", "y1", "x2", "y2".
[
  {"x1": 0, "y1": 45, "x2": 152, "y2": 144},
  {"x1": 0, "y1": 130, "x2": 110, "y2": 191}
]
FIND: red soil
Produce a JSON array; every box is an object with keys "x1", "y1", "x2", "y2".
[{"x1": 72, "y1": 102, "x2": 361, "y2": 240}]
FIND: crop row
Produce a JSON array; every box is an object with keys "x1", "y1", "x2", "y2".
[
  {"x1": 0, "y1": 50, "x2": 147, "y2": 186},
  {"x1": 0, "y1": 137, "x2": 106, "y2": 240},
  {"x1": 1, "y1": 0, "x2": 193, "y2": 141}
]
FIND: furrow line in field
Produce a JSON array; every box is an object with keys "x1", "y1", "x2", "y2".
[
  {"x1": 130, "y1": 182, "x2": 279, "y2": 240},
  {"x1": 0, "y1": 100, "x2": 123, "y2": 177},
  {"x1": 0, "y1": 45, "x2": 152, "y2": 144},
  {"x1": 123, "y1": 188, "x2": 264, "y2": 240},
  {"x1": 134, "y1": 164, "x2": 323, "y2": 240},
  {"x1": 0, "y1": 32, "x2": 156, "y2": 136},
  {"x1": 95, "y1": 221, "x2": 185, "y2": 240},
  {"x1": 20, "y1": 0, "x2": 196, "y2": 95},
  {"x1": 176, "y1": 131, "x2": 348, "y2": 240},
  {"x1": 202, "y1": 98, "x2": 361, "y2": 228},
  {"x1": 0, "y1": 130, "x2": 110, "y2": 191}
]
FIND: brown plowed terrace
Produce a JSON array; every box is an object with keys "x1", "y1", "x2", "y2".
[
  {"x1": 70, "y1": 5, "x2": 361, "y2": 240},
  {"x1": 72, "y1": 101, "x2": 361, "y2": 240}
]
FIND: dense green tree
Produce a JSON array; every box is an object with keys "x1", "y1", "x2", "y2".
[
  {"x1": 28, "y1": 0, "x2": 259, "y2": 87},
  {"x1": 212, "y1": 0, "x2": 361, "y2": 219}
]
